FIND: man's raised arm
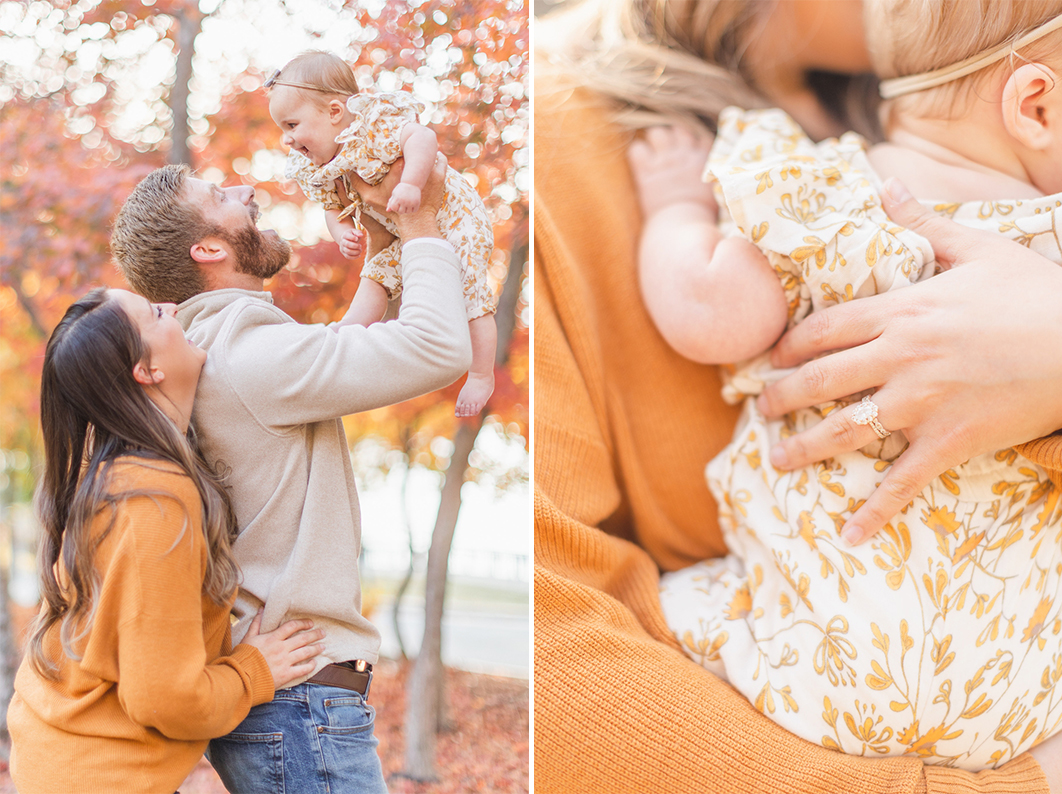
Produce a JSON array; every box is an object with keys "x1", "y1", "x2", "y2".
[{"x1": 223, "y1": 154, "x2": 473, "y2": 425}]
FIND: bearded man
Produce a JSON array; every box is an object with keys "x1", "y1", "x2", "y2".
[{"x1": 110, "y1": 156, "x2": 470, "y2": 794}]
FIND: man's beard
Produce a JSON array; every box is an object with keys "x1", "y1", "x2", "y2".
[{"x1": 220, "y1": 224, "x2": 292, "y2": 280}]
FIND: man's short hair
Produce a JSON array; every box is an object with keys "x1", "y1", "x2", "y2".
[{"x1": 111, "y1": 164, "x2": 211, "y2": 304}]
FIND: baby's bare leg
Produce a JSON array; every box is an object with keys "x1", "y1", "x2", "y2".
[
  {"x1": 455, "y1": 313, "x2": 497, "y2": 417},
  {"x1": 335, "y1": 278, "x2": 389, "y2": 328}
]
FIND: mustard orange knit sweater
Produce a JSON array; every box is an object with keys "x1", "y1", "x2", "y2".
[
  {"x1": 8, "y1": 458, "x2": 274, "y2": 794},
  {"x1": 532, "y1": 77, "x2": 1062, "y2": 794}
]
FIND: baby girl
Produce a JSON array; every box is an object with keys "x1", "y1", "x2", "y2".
[
  {"x1": 268, "y1": 50, "x2": 497, "y2": 416},
  {"x1": 631, "y1": 1, "x2": 1062, "y2": 770}
]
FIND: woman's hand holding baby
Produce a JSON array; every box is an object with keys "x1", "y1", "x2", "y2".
[{"x1": 758, "y1": 178, "x2": 1062, "y2": 544}]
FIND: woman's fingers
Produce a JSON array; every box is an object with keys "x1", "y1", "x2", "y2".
[
  {"x1": 879, "y1": 178, "x2": 995, "y2": 270},
  {"x1": 244, "y1": 609, "x2": 264, "y2": 639},
  {"x1": 840, "y1": 438, "x2": 943, "y2": 544},
  {"x1": 273, "y1": 618, "x2": 314, "y2": 640},
  {"x1": 767, "y1": 294, "x2": 893, "y2": 370},
  {"x1": 768, "y1": 389, "x2": 900, "y2": 470},
  {"x1": 295, "y1": 643, "x2": 324, "y2": 662},
  {"x1": 758, "y1": 339, "x2": 891, "y2": 419},
  {"x1": 287, "y1": 628, "x2": 325, "y2": 650}
]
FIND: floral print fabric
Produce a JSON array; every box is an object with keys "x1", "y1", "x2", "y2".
[
  {"x1": 659, "y1": 107, "x2": 1062, "y2": 770},
  {"x1": 284, "y1": 91, "x2": 496, "y2": 320}
]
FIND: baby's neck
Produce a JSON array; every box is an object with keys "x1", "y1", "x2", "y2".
[
  {"x1": 321, "y1": 106, "x2": 357, "y2": 166},
  {"x1": 866, "y1": 113, "x2": 1043, "y2": 202}
]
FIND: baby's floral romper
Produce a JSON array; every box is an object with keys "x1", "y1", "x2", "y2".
[
  {"x1": 285, "y1": 91, "x2": 496, "y2": 320},
  {"x1": 660, "y1": 107, "x2": 1062, "y2": 770}
]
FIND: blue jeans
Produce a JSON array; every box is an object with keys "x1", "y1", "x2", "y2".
[{"x1": 208, "y1": 683, "x2": 387, "y2": 794}]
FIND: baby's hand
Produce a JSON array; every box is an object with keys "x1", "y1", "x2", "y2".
[
  {"x1": 339, "y1": 228, "x2": 364, "y2": 259},
  {"x1": 386, "y1": 182, "x2": 422, "y2": 214},
  {"x1": 627, "y1": 126, "x2": 718, "y2": 218}
]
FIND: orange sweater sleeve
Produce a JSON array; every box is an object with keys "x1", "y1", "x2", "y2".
[
  {"x1": 104, "y1": 468, "x2": 275, "y2": 740},
  {"x1": 1018, "y1": 433, "x2": 1062, "y2": 489},
  {"x1": 531, "y1": 73, "x2": 1050, "y2": 794}
]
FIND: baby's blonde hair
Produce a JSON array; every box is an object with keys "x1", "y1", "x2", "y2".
[
  {"x1": 271, "y1": 50, "x2": 359, "y2": 109},
  {"x1": 865, "y1": 0, "x2": 1062, "y2": 124}
]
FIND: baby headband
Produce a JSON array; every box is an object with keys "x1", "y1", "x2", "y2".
[
  {"x1": 263, "y1": 68, "x2": 332, "y2": 93},
  {"x1": 879, "y1": 13, "x2": 1062, "y2": 99}
]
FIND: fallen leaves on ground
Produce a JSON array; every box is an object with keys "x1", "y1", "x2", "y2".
[
  {"x1": 0, "y1": 659, "x2": 528, "y2": 794},
  {"x1": 373, "y1": 659, "x2": 529, "y2": 794}
]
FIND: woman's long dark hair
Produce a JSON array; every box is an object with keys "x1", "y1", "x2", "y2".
[{"x1": 28, "y1": 288, "x2": 239, "y2": 678}]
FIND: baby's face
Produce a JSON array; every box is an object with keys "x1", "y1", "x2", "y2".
[{"x1": 269, "y1": 86, "x2": 342, "y2": 167}]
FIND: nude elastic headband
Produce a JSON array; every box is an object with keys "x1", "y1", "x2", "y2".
[
  {"x1": 879, "y1": 13, "x2": 1062, "y2": 99},
  {"x1": 263, "y1": 68, "x2": 332, "y2": 93}
]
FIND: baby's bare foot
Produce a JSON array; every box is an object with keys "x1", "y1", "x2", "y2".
[
  {"x1": 627, "y1": 126, "x2": 717, "y2": 217},
  {"x1": 455, "y1": 371, "x2": 494, "y2": 417}
]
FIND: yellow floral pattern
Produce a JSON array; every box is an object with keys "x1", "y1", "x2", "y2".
[
  {"x1": 285, "y1": 91, "x2": 497, "y2": 319},
  {"x1": 659, "y1": 108, "x2": 1062, "y2": 770}
]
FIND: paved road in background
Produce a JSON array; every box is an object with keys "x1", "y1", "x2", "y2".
[{"x1": 373, "y1": 593, "x2": 529, "y2": 679}]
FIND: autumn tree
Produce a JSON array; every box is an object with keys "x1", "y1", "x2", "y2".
[{"x1": 1, "y1": 0, "x2": 528, "y2": 774}]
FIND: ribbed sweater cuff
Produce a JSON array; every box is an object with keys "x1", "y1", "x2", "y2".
[
  {"x1": 923, "y1": 753, "x2": 1048, "y2": 793},
  {"x1": 1016, "y1": 432, "x2": 1062, "y2": 489},
  {"x1": 232, "y1": 644, "x2": 275, "y2": 706},
  {"x1": 402, "y1": 238, "x2": 461, "y2": 272}
]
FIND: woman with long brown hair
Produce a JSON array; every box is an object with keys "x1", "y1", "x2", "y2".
[{"x1": 7, "y1": 288, "x2": 325, "y2": 794}]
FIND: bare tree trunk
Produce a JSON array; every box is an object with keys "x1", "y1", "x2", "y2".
[
  {"x1": 391, "y1": 431, "x2": 417, "y2": 660},
  {"x1": 402, "y1": 226, "x2": 528, "y2": 781},
  {"x1": 168, "y1": 7, "x2": 201, "y2": 166},
  {"x1": 402, "y1": 421, "x2": 478, "y2": 781}
]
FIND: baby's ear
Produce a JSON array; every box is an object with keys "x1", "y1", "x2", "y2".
[
  {"x1": 1001, "y1": 62, "x2": 1060, "y2": 150},
  {"x1": 329, "y1": 98, "x2": 346, "y2": 123}
]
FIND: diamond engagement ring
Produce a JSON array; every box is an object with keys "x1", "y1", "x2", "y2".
[{"x1": 852, "y1": 395, "x2": 891, "y2": 439}]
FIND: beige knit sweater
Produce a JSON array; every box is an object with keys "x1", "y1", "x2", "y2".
[
  {"x1": 178, "y1": 239, "x2": 471, "y2": 678},
  {"x1": 533, "y1": 76, "x2": 1060, "y2": 794}
]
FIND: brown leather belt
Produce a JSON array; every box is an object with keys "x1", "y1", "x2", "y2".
[{"x1": 307, "y1": 661, "x2": 373, "y2": 696}]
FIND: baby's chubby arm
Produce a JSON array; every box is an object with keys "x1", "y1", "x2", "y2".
[
  {"x1": 629, "y1": 127, "x2": 788, "y2": 365},
  {"x1": 387, "y1": 123, "x2": 439, "y2": 214}
]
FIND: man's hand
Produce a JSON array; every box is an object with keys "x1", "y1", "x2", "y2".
[
  {"x1": 352, "y1": 154, "x2": 447, "y2": 242},
  {"x1": 362, "y1": 213, "x2": 396, "y2": 262}
]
